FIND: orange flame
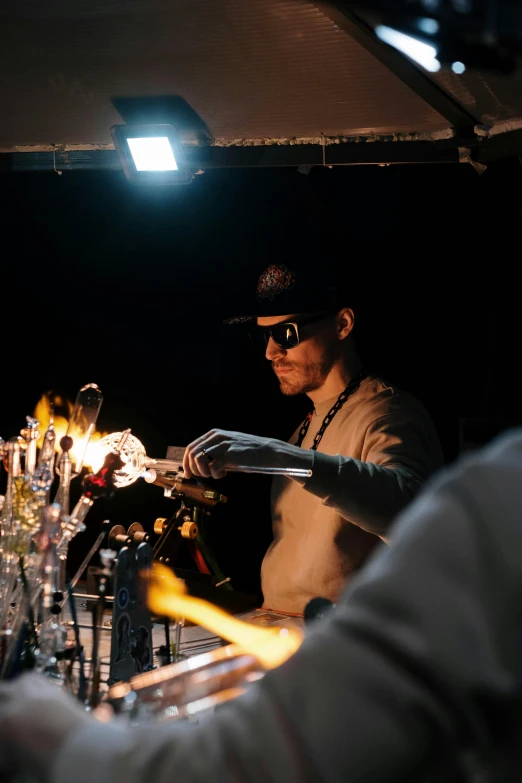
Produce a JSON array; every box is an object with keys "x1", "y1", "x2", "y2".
[
  {"x1": 33, "y1": 392, "x2": 108, "y2": 471},
  {"x1": 147, "y1": 563, "x2": 303, "y2": 670}
]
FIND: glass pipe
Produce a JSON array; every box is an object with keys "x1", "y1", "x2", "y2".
[
  {"x1": 54, "y1": 383, "x2": 103, "y2": 514},
  {"x1": 94, "y1": 432, "x2": 312, "y2": 489},
  {"x1": 31, "y1": 420, "x2": 56, "y2": 503},
  {"x1": 53, "y1": 437, "x2": 74, "y2": 515},
  {"x1": 55, "y1": 432, "x2": 127, "y2": 562},
  {"x1": 0, "y1": 437, "x2": 24, "y2": 637},
  {"x1": 20, "y1": 416, "x2": 40, "y2": 481},
  {"x1": 33, "y1": 504, "x2": 68, "y2": 684},
  {"x1": 0, "y1": 436, "x2": 43, "y2": 670},
  {"x1": 63, "y1": 382, "x2": 103, "y2": 475},
  {"x1": 34, "y1": 618, "x2": 68, "y2": 685}
]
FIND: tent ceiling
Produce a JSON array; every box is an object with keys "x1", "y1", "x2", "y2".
[{"x1": 2, "y1": 0, "x2": 522, "y2": 170}]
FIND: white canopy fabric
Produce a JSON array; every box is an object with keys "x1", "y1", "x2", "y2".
[{"x1": 1, "y1": 0, "x2": 522, "y2": 165}]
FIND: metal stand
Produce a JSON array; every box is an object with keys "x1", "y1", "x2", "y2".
[{"x1": 89, "y1": 549, "x2": 116, "y2": 709}]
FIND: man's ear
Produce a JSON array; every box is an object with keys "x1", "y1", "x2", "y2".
[{"x1": 336, "y1": 308, "x2": 355, "y2": 340}]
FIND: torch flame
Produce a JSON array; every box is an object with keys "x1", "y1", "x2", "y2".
[
  {"x1": 33, "y1": 393, "x2": 108, "y2": 471},
  {"x1": 148, "y1": 563, "x2": 303, "y2": 670}
]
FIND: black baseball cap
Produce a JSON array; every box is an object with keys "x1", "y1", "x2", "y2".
[{"x1": 223, "y1": 263, "x2": 340, "y2": 324}]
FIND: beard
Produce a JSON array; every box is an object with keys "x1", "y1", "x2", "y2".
[{"x1": 273, "y1": 349, "x2": 337, "y2": 396}]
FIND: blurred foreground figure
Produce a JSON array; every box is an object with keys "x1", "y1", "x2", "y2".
[{"x1": 2, "y1": 427, "x2": 522, "y2": 782}]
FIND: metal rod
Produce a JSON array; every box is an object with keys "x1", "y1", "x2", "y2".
[
  {"x1": 164, "y1": 619, "x2": 171, "y2": 664},
  {"x1": 71, "y1": 623, "x2": 113, "y2": 632},
  {"x1": 174, "y1": 621, "x2": 183, "y2": 662},
  {"x1": 66, "y1": 581, "x2": 87, "y2": 702},
  {"x1": 68, "y1": 530, "x2": 107, "y2": 594},
  {"x1": 90, "y1": 590, "x2": 106, "y2": 708}
]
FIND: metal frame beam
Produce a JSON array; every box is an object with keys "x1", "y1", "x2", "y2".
[
  {"x1": 0, "y1": 141, "x2": 465, "y2": 173},
  {"x1": 310, "y1": 1, "x2": 480, "y2": 134},
  {"x1": 2, "y1": 131, "x2": 515, "y2": 173}
]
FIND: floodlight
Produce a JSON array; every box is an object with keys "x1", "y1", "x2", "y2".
[{"x1": 110, "y1": 124, "x2": 193, "y2": 185}]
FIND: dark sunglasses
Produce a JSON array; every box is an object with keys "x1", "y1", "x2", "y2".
[{"x1": 253, "y1": 311, "x2": 334, "y2": 350}]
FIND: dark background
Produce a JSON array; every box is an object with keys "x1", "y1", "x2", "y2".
[{"x1": 1, "y1": 157, "x2": 521, "y2": 600}]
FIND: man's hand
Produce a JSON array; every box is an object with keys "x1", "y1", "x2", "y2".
[
  {"x1": 183, "y1": 429, "x2": 310, "y2": 480},
  {"x1": 0, "y1": 672, "x2": 93, "y2": 781}
]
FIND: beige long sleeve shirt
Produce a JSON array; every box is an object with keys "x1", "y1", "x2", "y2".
[{"x1": 261, "y1": 375, "x2": 445, "y2": 614}]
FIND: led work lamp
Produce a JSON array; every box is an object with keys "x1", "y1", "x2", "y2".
[{"x1": 110, "y1": 124, "x2": 193, "y2": 185}]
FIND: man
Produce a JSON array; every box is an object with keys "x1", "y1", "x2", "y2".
[
  {"x1": 3, "y1": 427, "x2": 522, "y2": 783},
  {"x1": 183, "y1": 263, "x2": 445, "y2": 615}
]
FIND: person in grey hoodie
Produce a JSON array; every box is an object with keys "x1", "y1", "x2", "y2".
[{"x1": 2, "y1": 426, "x2": 522, "y2": 782}]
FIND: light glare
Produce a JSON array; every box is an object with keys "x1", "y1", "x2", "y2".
[
  {"x1": 417, "y1": 18, "x2": 439, "y2": 35},
  {"x1": 452, "y1": 61, "x2": 466, "y2": 74},
  {"x1": 127, "y1": 136, "x2": 178, "y2": 171},
  {"x1": 375, "y1": 25, "x2": 441, "y2": 72}
]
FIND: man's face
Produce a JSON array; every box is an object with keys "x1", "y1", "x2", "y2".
[{"x1": 256, "y1": 313, "x2": 339, "y2": 396}]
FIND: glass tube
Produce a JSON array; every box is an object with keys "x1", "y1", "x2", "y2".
[{"x1": 65, "y1": 383, "x2": 103, "y2": 474}]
